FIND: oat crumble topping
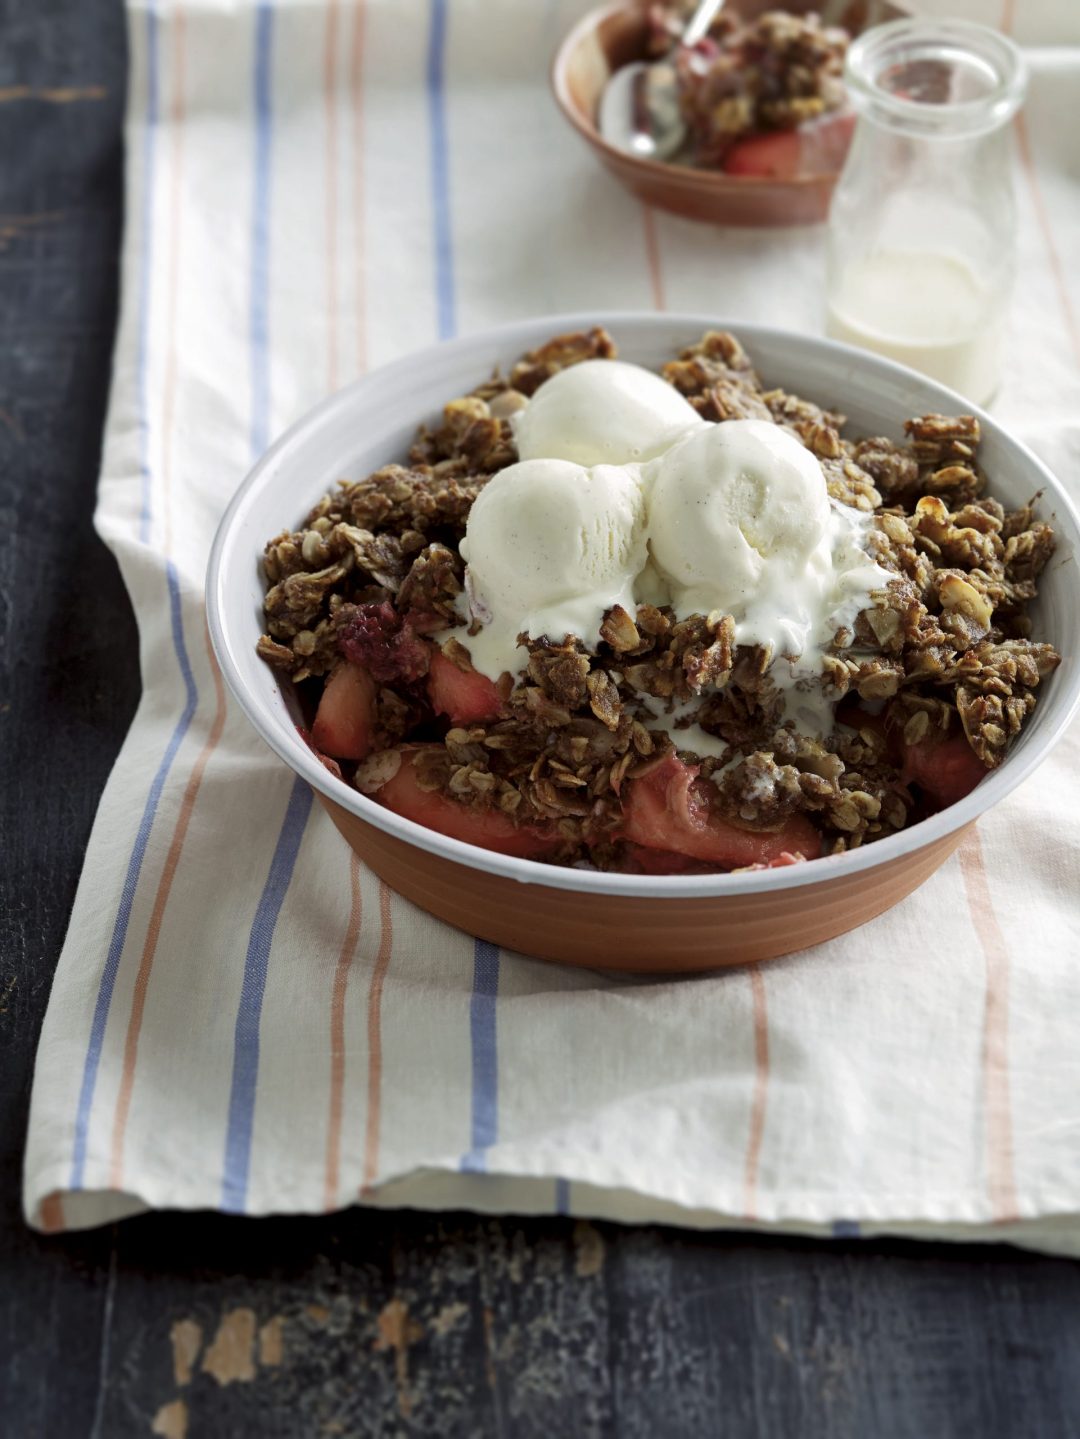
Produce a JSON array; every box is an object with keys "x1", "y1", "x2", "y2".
[
  {"x1": 644, "y1": 5, "x2": 850, "y2": 168},
  {"x1": 257, "y1": 326, "x2": 1061, "y2": 873}
]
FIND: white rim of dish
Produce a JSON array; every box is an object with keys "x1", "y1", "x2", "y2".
[{"x1": 206, "y1": 311, "x2": 1080, "y2": 898}]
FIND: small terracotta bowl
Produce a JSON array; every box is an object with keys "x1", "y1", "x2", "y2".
[
  {"x1": 552, "y1": 0, "x2": 907, "y2": 227},
  {"x1": 207, "y1": 314, "x2": 1080, "y2": 972}
]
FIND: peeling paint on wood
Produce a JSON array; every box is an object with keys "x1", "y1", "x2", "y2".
[
  {"x1": 430, "y1": 1302, "x2": 468, "y2": 1337},
  {"x1": 169, "y1": 1319, "x2": 202, "y2": 1387},
  {"x1": 0, "y1": 84, "x2": 107, "y2": 103},
  {"x1": 574, "y1": 1222, "x2": 605, "y2": 1278},
  {"x1": 373, "y1": 1298, "x2": 423, "y2": 1417},
  {"x1": 481, "y1": 1306, "x2": 498, "y2": 1392},
  {"x1": 258, "y1": 1316, "x2": 284, "y2": 1368},
  {"x1": 150, "y1": 1399, "x2": 187, "y2": 1439},
  {"x1": 201, "y1": 1309, "x2": 256, "y2": 1387}
]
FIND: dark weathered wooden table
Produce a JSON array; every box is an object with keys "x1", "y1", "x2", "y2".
[{"x1": 3, "y1": 3, "x2": 1080, "y2": 1435}]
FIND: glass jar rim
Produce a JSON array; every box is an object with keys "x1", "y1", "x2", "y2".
[{"x1": 845, "y1": 18, "x2": 1027, "y2": 138}]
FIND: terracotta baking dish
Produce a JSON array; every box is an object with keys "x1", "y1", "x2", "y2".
[
  {"x1": 551, "y1": 0, "x2": 908, "y2": 227},
  {"x1": 206, "y1": 313, "x2": 1080, "y2": 971},
  {"x1": 319, "y1": 797, "x2": 970, "y2": 971}
]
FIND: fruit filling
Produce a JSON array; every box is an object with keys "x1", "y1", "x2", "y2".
[{"x1": 260, "y1": 327, "x2": 1060, "y2": 871}]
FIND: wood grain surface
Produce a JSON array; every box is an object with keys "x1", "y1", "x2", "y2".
[{"x1": 2, "y1": 2, "x2": 1080, "y2": 1435}]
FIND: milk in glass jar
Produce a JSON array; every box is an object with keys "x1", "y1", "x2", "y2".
[{"x1": 826, "y1": 18, "x2": 1027, "y2": 405}]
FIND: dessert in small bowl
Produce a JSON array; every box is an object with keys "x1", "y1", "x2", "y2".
[
  {"x1": 552, "y1": 0, "x2": 909, "y2": 226},
  {"x1": 206, "y1": 314, "x2": 1080, "y2": 971}
]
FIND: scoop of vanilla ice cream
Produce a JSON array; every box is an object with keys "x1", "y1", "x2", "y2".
[
  {"x1": 459, "y1": 457, "x2": 647, "y2": 679},
  {"x1": 513, "y1": 360, "x2": 703, "y2": 467},
  {"x1": 645, "y1": 420, "x2": 833, "y2": 646}
]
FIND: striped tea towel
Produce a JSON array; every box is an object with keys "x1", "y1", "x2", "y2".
[{"x1": 24, "y1": 0, "x2": 1080, "y2": 1252}]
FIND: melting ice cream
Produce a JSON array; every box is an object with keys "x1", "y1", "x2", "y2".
[{"x1": 456, "y1": 360, "x2": 893, "y2": 736}]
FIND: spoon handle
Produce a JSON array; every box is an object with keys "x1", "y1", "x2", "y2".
[{"x1": 682, "y1": 0, "x2": 725, "y2": 48}]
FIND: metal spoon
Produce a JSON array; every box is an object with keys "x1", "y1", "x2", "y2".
[{"x1": 598, "y1": 0, "x2": 726, "y2": 161}]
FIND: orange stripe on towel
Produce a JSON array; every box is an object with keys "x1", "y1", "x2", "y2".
[
  {"x1": 324, "y1": 853, "x2": 363, "y2": 1210},
  {"x1": 350, "y1": 0, "x2": 368, "y2": 375},
  {"x1": 959, "y1": 828, "x2": 1020, "y2": 1223},
  {"x1": 159, "y1": 7, "x2": 187, "y2": 556},
  {"x1": 742, "y1": 965, "x2": 770, "y2": 1221},
  {"x1": 323, "y1": 0, "x2": 372, "y2": 1213},
  {"x1": 324, "y1": 0, "x2": 341, "y2": 391},
  {"x1": 642, "y1": 204, "x2": 666, "y2": 311},
  {"x1": 1015, "y1": 112, "x2": 1080, "y2": 372},
  {"x1": 110, "y1": 627, "x2": 228, "y2": 1186},
  {"x1": 360, "y1": 881, "x2": 394, "y2": 1196},
  {"x1": 39, "y1": 1191, "x2": 66, "y2": 1233},
  {"x1": 107, "y1": 17, "x2": 215, "y2": 1189}
]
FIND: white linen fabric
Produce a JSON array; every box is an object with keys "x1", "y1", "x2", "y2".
[{"x1": 24, "y1": 0, "x2": 1080, "y2": 1251}]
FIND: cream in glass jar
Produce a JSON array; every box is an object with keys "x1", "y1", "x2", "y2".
[{"x1": 826, "y1": 19, "x2": 1027, "y2": 405}]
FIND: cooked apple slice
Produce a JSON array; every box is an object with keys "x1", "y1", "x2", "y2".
[
  {"x1": 370, "y1": 746, "x2": 559, "y2": 860},
  {"x1": 311, "y1": 661, "x2": 377, "y2": 761},
  {"x1": 724, "y1": 112, "x2": 855, "y2": 180},
  {"x1": 427, "y1": 647, "x2": 503, "y2": 726},
  {"x1": 902, "y1": 732, "x2": 988, "y2": 808},
  {"x1": 620, "y1": 755, "x2": 822, "y2": 868},
  {"x1": 724, "y1": 129, "x2": 802, "y2": 179}
]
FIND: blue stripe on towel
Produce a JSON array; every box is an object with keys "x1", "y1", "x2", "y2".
[
  {"x1": 222, "y1": 776, "x2": 312, "y2": 1211},
  {"x1": 73, "y1": 2, "x2": 200, "y2": 1194},
  {"x1": 218, "y1": 0, "x2": 309, "y2": 1216},
  {"x1": 832, "y1": 1219, "x2": 862, "y2": 1239},
  {"x1": 421, "y1": 0, "x2": 502, "y2": 1181},
  {"x1": 426, "y1": 0, "x2": 455, "y2": 339},
  {"x1": 250, "y1": 1, "x2": 274, "y2": 457},
  {"x1": 136, "y1": 1, "x2": 160, "y2": 542},
  {"x1": 461, "y1": 941, "x2": 500, "y2": 1172}
]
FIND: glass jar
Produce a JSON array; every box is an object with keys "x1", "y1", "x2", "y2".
[{"x1": 825, "y1": 18, "x2": 1027, "y2": 406}]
